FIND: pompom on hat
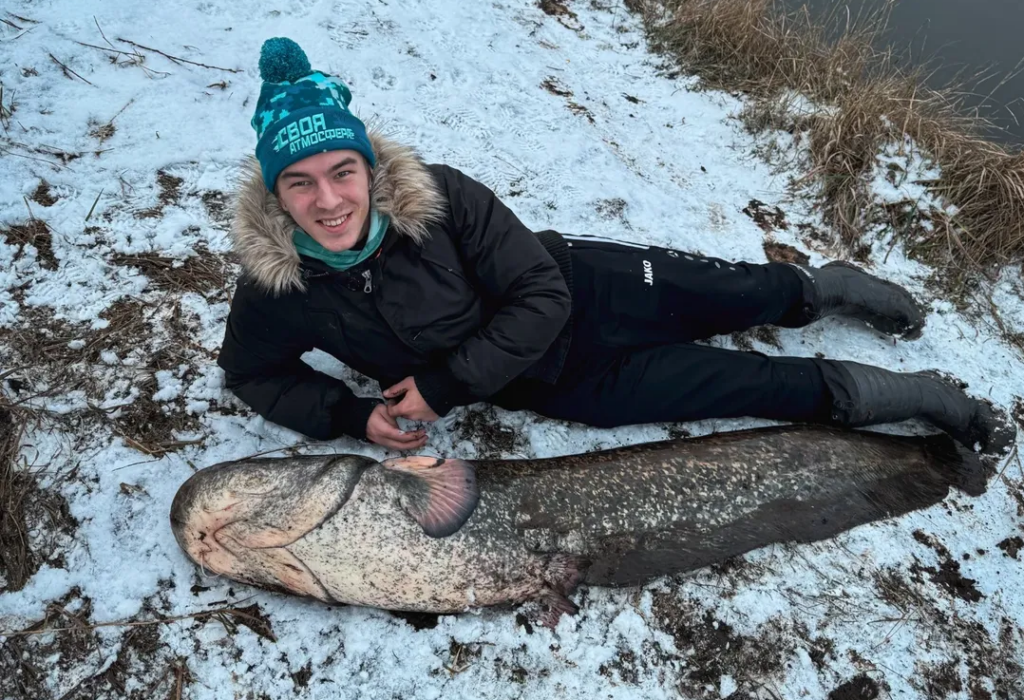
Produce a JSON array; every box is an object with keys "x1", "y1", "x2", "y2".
[{"x1": 250, "y1": 38, "x2": 376, "y2": 192}]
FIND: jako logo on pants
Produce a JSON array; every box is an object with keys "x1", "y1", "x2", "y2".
[{"x1": 643, "y1": 260, "x2": 654, "y2": 285}]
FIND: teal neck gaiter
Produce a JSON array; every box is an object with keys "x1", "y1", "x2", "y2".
[{"x1": 292, "y1": 209, "x2": 390, "y2": 270}]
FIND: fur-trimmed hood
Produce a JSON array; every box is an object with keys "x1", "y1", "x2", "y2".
[{"x1": 231, "y1": 131, "x2": 447, "y2": 295}]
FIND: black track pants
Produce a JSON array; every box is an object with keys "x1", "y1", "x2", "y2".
[{"x1": 493, "y1": 235, "x2": 833, "y2": 427}]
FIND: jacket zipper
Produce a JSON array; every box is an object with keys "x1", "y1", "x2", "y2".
[{"x1": 362, "y1": 269, "x2": 372, "y2": 293}]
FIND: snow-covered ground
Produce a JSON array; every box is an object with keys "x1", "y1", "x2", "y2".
[{"x1": 1, "y1": 0, "x2": 1022, "y2": 698}]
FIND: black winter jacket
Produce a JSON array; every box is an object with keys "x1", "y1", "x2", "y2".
[{"x1": 217, "y1": 134, "x2": 573, "y2": 441}]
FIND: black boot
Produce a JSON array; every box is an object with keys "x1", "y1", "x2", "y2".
[
  {"x1": 794, "y1": 261, "x2": 926, "y2": 339},
  {"x1": 820, "y1": 360, "x2": 1015, "y2": 458}
]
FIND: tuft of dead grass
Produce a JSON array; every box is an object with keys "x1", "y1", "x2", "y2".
[
  {"x1": 0, "y1": 81, "x2": 15, "y2": 131},
  {"x1": 763, "y1": 239, "x2": 808, "y2": 264},
  {"x1": 456, "y1": 405, "x2": 522, "y2": 458},
  {"x1": 9, "y1": 298, "x2": 151, "y2": 377},
  {"x1": 134, "y1": 171, "x2": 183, "y2": 219},
  {"x1": 928, "y1": 144, "x2": 1024, "y2": 275},
  {"x1": 0, "y1": 407, "x2": 32, "y2": 591},
  {"x1": 3, "y1": 219, "x2": 57, "y2": 270},
  {"x1": 90, "y1": 122, "x2": 116, "y2": 143},
  {"x1": 3, "y1": 301, "x2": 199, "y2": 455},
  {"x1": 0, "y1": 405, "x2": 76, "y2": 594},
  {"x1": 109, "y1": 393, "x2": 202, "y2": 456},
  {"x1": 111, "y1": 246, "x2": 231, "y2": 294},
  {"x1": 631, "y1": 0, "x2": 1024, "y2": 285}
]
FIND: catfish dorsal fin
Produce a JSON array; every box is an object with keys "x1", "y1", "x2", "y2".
[{"x1": 380, "y1": 456, "x2": 479, "y2": 538}]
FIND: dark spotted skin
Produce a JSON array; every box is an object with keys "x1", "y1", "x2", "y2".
[
  {"x1": 170, "y1": 425, "x2": 987, "y2": 616},
  {"x1": 467, "y1": 425, "x2": 987, "y2": 587}
]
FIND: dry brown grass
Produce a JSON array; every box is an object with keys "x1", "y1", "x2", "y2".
[
  {"x1": 4, "y1": 296, "x2": 208, "y2": 455},
  {"x1": 3, "y1": 218, "x2": 57, "y2": 270},
  {"x1": 0, "y1": 407, "x2": 32, "y2": 591},
  {"x1": 630, "y1": 0, "x2": 1024, "y2": 284},
  {"x1": 133, "y1": 171, "x2": 183, "y2": 219},
  {"x1": 111, "y1": 246, "x2": 231, "y2": 295},
  {"x1": 0, "y1": 406, "x2": 76, "y2": 594},
  {"x1": 8, "y1": 298, "x2": 151, "y2": 378}
]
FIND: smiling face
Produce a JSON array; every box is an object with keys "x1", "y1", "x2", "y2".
[{"x1": 275, "y1": 150, "x2": 373, "y2": 252}]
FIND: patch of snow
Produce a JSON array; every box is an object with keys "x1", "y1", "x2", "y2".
[{"x1": 1, "y1": 0, "x2": 1022, "y2": 698}]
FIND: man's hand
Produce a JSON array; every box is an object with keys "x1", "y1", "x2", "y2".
[
  {"x1": 383, "y1": 377, "x2": 440, "y2": 422},
  {"x1": 365, "y1": 404, "x2": 428, "y2": 451}
]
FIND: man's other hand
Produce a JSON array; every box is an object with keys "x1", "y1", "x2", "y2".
[
  {"x1": 383, "y1": 377, "x2": 440, "y2": 422},
  {"x1": 365, "y1": 403, "x2": 428, "y2": 451}
]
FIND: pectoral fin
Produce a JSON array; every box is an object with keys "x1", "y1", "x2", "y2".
[{"x1": 381, "y1": 456, "x2": 479, "y2": 538}]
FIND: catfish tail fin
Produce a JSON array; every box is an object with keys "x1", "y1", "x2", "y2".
[{"x1": 921, "y1": 432, "x2": 990, "y2": 497}]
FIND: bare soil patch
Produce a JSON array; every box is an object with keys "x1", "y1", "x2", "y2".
[
  {"x1": 1011, "y1": 397, "x2": 1024, "y2": 430},
  {"x1": 742, "y1": 198, "x2": 787, "y2": 232},
  {"x1": 651, "y1": 592, "x2": 790, "y2": 695},
  {"x1": 389, "y1": 610, "x2": 441, "y2": 630},
  {"x1": 539, "y1": 0, "x2": 576, "y2": 18},
  {"x1": 920, "y1": 659, "x2": 963, "y2": 699},
  {"x1": 828, "y1": 674, "x2": 881, "y2": 700},
  {"x1": 0, "y1": 408, "x2": 33, "y2": 591},
  {"x1": 997, "y1": 536, "x2": 1022, "y2": 560},
  {"x1": 541, "y1": 75, "x2": 596, "y2": 123},
  {"x1": 5, "y1": 295, "x2": 209, "y2": 455},
  {"x1": 201, "y1": 190, "x2": 230, "y2": 223},
  {"x1": 6, "y1": 298, "x2": 151, "y2": 404},
  {"x1": 290, "y1": 661, "x2": 313, "y2": 690},
  {"x1": 110, "y1": 393, "x2": 200, "y2": 455},
  {"x1": 731, "y1": 325, "x2": 782, "y2": 352},
  {"x1": 873, "y1": 561, "x2": 1022, "y2": 696},
  {"x1": 541, "y1": 76, "x2": 573, "y2": 98},
  {"x1": 763, "y1": 240, "x2": 809, "y2": 265},
  {"x1": 599, "y1": 648, "x2": 641, "y2": 685},
  {"x1": 568, "y1": 100, "x2": 595, "y2": 123},
  {"x1": 30, "y1": 180, "x2": 58, "y2": 207},
  {"x1": 911, "y1": 529, "x2": 984, "y2": 603}
]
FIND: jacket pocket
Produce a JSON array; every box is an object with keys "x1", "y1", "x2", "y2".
[{"x1": 420, "y1": 248, "x2": 474, "y2": 287}]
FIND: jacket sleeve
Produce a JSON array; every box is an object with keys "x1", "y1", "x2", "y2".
[
  {"x1": 414, "y1": 165, "x2": 572, "y2": 416},
  {"x1": 217, "y1": 277, "x2": 381, "y2": 441}
]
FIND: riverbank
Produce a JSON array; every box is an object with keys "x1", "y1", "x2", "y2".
[{"x1": 625, "y1": 0, "x2": 1024, "y2": 299}]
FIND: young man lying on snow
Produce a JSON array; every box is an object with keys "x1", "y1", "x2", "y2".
[{"x1": 218, "y1": 38, "x2": 1015, "y2": 458}]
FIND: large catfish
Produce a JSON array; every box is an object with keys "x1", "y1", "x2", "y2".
[{"x1": 170, "y1": 425, "x2": 988, "y2": 624}]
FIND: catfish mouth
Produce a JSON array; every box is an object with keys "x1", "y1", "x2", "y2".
[
  {"x1": 169, "y1": 466, "x2": 266, "y2": 573},
  {"x1": 174, "y1": 501, "x2": 247, "y2": 577},
  {"x1": 169, "y1": 483, "x2": 336, "y2": 603}
]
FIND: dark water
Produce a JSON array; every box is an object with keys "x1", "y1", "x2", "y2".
[{"x1": 781, "y1": 0, "x2": 1024, "y2": 145}]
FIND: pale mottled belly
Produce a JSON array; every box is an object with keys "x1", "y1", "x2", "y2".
[{"x1": 284, "y1": 479, "x2": 543, "y2": 612}]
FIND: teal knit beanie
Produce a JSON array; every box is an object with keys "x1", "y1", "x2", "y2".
[{"x1": 251, "y1": 38, "x2": 376, "y2": 192}]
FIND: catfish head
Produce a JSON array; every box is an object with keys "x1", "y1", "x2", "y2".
[
  {"x1": 169, "y1": 454, "x2": 376, "y2": 602},
  {"x1": 169, "y1": 454, "x2": 480, "y2": 602}
]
